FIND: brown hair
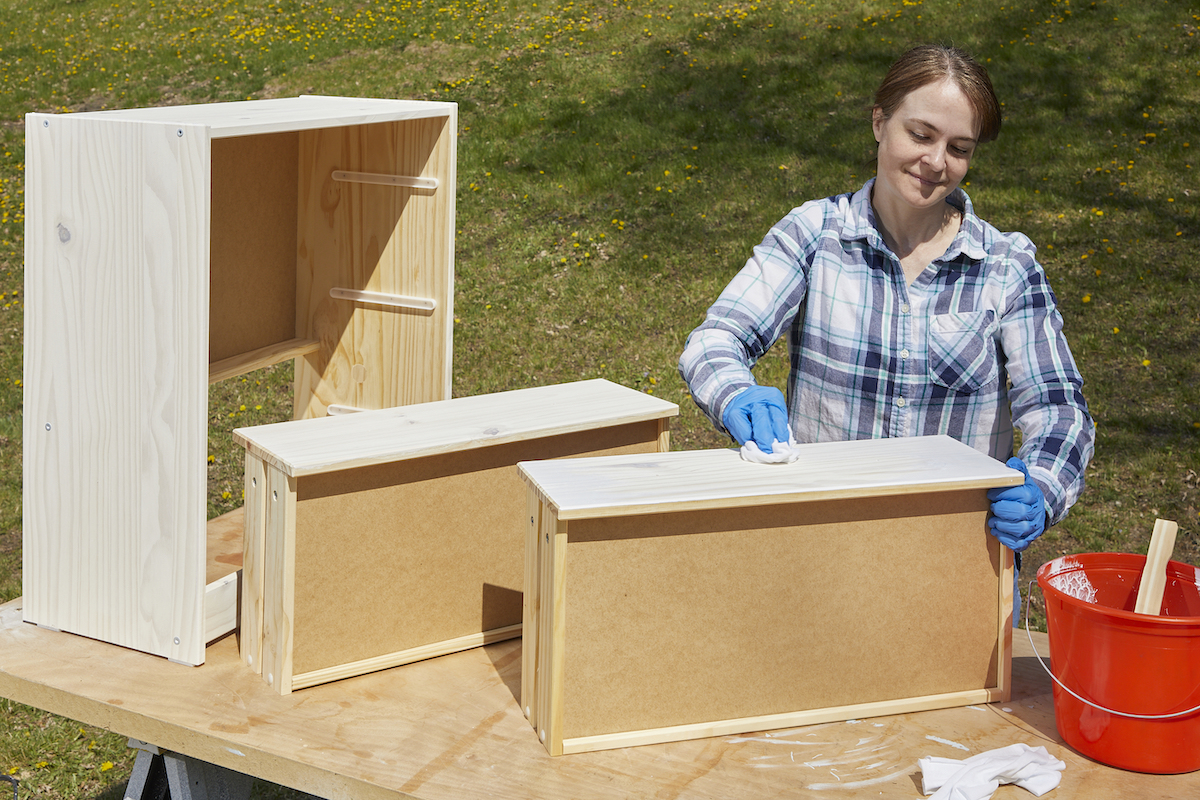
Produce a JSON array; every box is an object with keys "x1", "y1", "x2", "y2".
[{"x1": 873, "y1": 45, "x2": 1002, "y2": 143}]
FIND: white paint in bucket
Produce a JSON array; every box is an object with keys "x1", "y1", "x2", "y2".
[{"x1": 1046, "y1": 556, "x2": 1098, "y2": 604}]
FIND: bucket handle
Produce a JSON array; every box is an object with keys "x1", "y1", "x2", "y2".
[{"x1": 1024, "y1": 581, "x2": 1200, "y2": 720}]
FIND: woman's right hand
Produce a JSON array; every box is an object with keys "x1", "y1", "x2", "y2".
[{"x1": 722, "y1": 386, "x2": 790, "y2": 452}]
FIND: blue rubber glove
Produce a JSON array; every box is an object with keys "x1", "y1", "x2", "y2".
[
  {"x1": 987, "y1": 457, "x2": 1047, "y2": 552},
  {"x1": 722, "y1": 386, "x2": 790, "y2": 452}
]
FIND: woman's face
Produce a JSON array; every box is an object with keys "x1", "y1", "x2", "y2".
[{"x1": 871, "y1": 79, "x2": 979, "y2": 214}]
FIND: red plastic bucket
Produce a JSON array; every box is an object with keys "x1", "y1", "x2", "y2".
[{"x1": 1035, "y1": 553, "x2": 1200, "y2": 773}]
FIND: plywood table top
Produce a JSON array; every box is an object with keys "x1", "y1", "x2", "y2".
[{"x1": 2, "y1": 599, "x2": 1196, "y2": 799}]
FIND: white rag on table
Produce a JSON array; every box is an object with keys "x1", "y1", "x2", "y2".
[
  {"x1": 739, "y1": 435, "x2": 802, "y2": 464},
  {"x1": 919, "y1": 743, "x2": 1066, "y2": 800}
]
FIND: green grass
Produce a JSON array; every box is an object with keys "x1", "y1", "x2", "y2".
[{"x1": 1, "y1": 0, "x2": 1198, "y2": 796}]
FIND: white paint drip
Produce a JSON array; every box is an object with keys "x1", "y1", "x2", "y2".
[
  {"x1": 732, "y1": 721, "x2": 904, "y2": 783},
  {"x1": 925, "y1": 735, "x2": 969, "y2": 752},
  {"x1": 806, "y1": 768, "x2": 912, "y2": 791},
  {"x1": 1046, "y1": 557, "x2": 1098, "y2": 604},
  {"x1": 726, "y1": 735, "x2": 831, "y2": 746},
  {"x1": 225, "y1": 748, "x2": 246, "y2": 757}
]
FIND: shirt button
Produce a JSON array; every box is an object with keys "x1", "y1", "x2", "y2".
[
  {"x1": 901, "y1": 303, "x2": 911, "y2": 314},
  {"x1": 896, "y1": 397, "x2": 907, "y2": 408},
  {"x1": 900, "y1": 349, "x2": 910, "y2": 359}
]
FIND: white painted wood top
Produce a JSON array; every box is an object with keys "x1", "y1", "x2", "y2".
[
  {"x1": 518, "y1": 435, "x2": 1023, "y2": 519},
  {"x1": 30, "y1": 96, "x2": 456, "y2": 138},
  {"x1": 233, "y1": 379, "x2": 677, "y2": 477}
]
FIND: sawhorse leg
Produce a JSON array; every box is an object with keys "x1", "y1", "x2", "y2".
[{"x1": 124, "y1": 740, "x2": 253, "y2": 800}]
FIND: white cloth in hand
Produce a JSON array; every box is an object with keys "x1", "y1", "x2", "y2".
[
  {"x1": 739, "y1": 434, "x2": 802, "y2": 464},
  {"x1": 920, "y1": 743, "x2": 1066, "y2": 800}
]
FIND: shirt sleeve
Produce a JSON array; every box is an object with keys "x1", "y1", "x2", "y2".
[
  {"x1": 998, "y1": 235, "x2": 1095, "y2": 525},
  {"x1": 677, "y1": 205, "x2": 817, "y2": 434}
]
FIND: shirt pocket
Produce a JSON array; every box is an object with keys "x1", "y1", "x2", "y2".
[{"x1": 927, "y1": 310, "x2": 999, "y2": 394}]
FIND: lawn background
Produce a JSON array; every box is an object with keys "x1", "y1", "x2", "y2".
[{"x1": 0, "y1": 0, "x2": 1196, "y2": 796}]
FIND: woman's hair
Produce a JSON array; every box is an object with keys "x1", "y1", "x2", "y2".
[{"x1": 873, "y1": 44, "x2": 1002, "y2": 143}]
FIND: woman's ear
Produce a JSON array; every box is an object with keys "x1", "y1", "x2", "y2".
[{"x1": 871, "y1": 107, "x2": 885, "y2": 142}]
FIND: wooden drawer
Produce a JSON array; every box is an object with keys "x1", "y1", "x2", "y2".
[
  {"x1": 233, "y1": 379, "x2": 677, "y2": 694},
  {"x1": 518, "y1": 435, "x2": 1022, "y2": 755}
]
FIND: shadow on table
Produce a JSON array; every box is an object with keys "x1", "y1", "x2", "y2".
[{"x1": 483, "y1": 637, "x2": 523, "y2": 707}]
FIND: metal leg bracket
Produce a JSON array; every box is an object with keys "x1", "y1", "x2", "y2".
[{"x1": 124, "y1": 740, "x2": 253, "y2": 800}]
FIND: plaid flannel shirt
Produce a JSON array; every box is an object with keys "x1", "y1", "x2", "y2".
[{"x1": 679, "y1": 179, "x2": 1094, "y2": 525}]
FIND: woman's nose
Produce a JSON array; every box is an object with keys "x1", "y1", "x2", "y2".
[{"x1": 924, "y1": 143, "x2": 946, "y2": 171}]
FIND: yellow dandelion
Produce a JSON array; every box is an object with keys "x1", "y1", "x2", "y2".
[
  {"x1": 1142, "y1": 359, "x2": 1151, "y2": 367},
  {"x1": 1082, "y1": 294, "x2": 1092, "y2": 303}
]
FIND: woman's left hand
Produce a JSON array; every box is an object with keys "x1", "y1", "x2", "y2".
[{"x1": 987, "y1": 457, "x2": 1047, "y2": 551}]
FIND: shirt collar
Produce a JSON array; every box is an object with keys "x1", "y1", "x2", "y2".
[{"x1": 843, "y1": 178, "x2": 988, "y2": 263}]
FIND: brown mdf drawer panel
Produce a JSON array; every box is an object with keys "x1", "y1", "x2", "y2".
[{"x1": 519, "y1": 435, "x2": 1022, "y2": 755}]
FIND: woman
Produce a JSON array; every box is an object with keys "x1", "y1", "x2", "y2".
[{"x1": 678, "y1": 44, "x2": 1094, "y2": 559}]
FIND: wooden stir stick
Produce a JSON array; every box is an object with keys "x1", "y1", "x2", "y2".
[{"x1": 1134, "y1": 518, "x2": 1179, "y2": 615}]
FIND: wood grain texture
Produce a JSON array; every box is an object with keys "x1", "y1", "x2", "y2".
[
  {"x1": 204, "y1": 571, "x2": 240, "y2": 642},
  {"x1": 1135, "y1": 518, "x2": 1179, "y2": 615},
  {"x1": 293, "y1": 114, "x2": 455, "y2": 418},
  {"x1": 23, "y1": 114, "x2": 210, "y2": 665},
  {"x1": 204, "y1": 508, "x2": 244, "y2": 585},
  {"x1": 518, "y1": 434, "x2": 1024, "y2": 519},
  {"x1": 240, "y1": 457, "x2": 268, "y2": 673},
  {"x1": 1, "y1": 592, "x2": 1193, "y2": 800},
  {"x1": 260, "y1": 466, "x2": 297, "y2": 693},
  {"x1": 234, "y1": 379, "x2": 678, "y2": 477},
  {"x1": 209, "y1": 338, "x2": 320, "y2": 384}
]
